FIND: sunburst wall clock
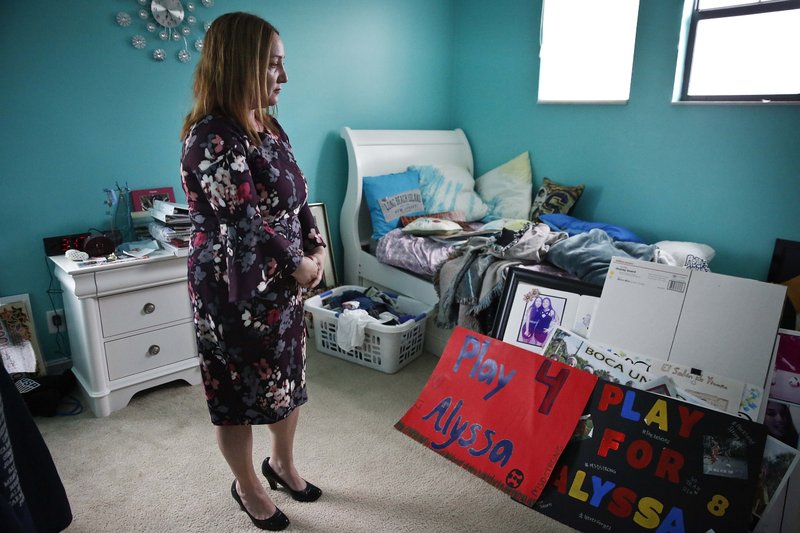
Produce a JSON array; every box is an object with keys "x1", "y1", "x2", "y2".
[{"x1": 116, "y1": 0, "x2": 216, "y2": 63}]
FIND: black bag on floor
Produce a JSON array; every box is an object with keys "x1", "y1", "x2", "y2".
[{"x1": 14, "y1": 370, "x2": 77, "y2": 417}]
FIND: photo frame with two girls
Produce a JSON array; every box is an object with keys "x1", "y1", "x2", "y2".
[{"x1": 491, "y1": 266, "x2": 602, "y2": 352}]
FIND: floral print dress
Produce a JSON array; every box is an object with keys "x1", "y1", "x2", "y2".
[{"x1": 180, "y1": 115, "x2": 325, "y2": 425}]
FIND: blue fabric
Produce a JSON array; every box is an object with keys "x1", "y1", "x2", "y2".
[
  {"x1": 540, "y1": 213, "x2": 645, "y2": 243},
  {"x1": 546, "y1": 228, "x2": 656, "y2": 286},
  {"x1": 363, "y1": 171, "x2": 425, "y2": 240}
]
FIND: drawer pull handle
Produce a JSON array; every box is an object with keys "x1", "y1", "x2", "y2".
[
  {"x1": 148, "y1": 345, "x2": 161, "y2": 356},
  {"x1": 143, "y1": 303, "x2": 156, "y2": 314}
]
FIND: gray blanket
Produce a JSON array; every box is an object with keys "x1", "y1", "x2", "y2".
[
  {"x1": 545, "y1": 228, "x2": 656, "y2": 286},
  {"x1": 435, "y1": 223, "x2": 566, "y2": 331}
]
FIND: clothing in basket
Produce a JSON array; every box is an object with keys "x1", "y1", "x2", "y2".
[
  {"x1": 181, "y1": 115, "x2": 325, "y2": 425},
  {"x1": 328, "y1": 287, "x2": 416, "y2": 351},
  {"x1": 304, "y1": 286, "x2": 432, "y2": 374}
]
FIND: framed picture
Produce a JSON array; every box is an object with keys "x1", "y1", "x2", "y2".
[
  {"x1": 131, "y1": 187, "x2": 175, "y2": 212},
  {"x1": 0, "y1": 294, "x2": 45, "y2": 375},
  {"x1": 491, "y1": 266, "x2": 602, "y2": 352},
  {"x1": 769, "y1": 329, "x2": 800, "y2": 404},
  {"x1": 308, "y1": 202, "x2": 338, "y2": 289}
]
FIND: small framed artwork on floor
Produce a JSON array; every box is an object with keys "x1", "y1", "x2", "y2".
[
  {"x1": 0, "y1": 294, "x2": 46, "y2": 375},
  {"x1": 308, "y1": 202, "x2": 338, "y2": 290}
]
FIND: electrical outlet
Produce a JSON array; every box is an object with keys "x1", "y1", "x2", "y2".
[{"x1": 46, "y1": 309, "x2": 65, "y2": 334}]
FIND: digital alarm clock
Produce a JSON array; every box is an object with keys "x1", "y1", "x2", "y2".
[
  {"x1": 43, "y1": 233, "x2": 91, "y2": 256},
  {"x1": 43, "y1": 231, "x2": 117, "y2": 257}
]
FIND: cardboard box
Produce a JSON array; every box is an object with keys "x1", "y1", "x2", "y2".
[{"x1": 589, "y1": 257, "x2": 786, "y2": 395}]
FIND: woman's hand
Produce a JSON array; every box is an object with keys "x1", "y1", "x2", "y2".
[
  {"x1": 309, "y1": 247, "x2": 326, "y2": 278},
  {"x1": 292, "y1": 256, "x2": 320, "y2": 288}
]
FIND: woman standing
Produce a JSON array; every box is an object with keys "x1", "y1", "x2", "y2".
[{"x1": 180, "y1": 12, "x2": 325, "y2": 530}]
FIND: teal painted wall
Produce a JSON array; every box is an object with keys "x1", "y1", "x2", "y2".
[
  {"x1": 453, "y1": 0, "x2": 800, "y2": 280},
  {"x1": 0, "y1": 0, "x2": 455, "y2": 364},
  {"x1": 3, "y1": 0, "x2": 798, "y2": 366}
]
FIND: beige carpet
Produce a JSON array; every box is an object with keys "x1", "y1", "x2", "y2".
[{"x1": 35, "y1": 346, "x2": 574, "y2": 533}]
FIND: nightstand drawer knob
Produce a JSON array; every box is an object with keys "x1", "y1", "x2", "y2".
[
  {"x1": 147, "y1": 345, "x2": 160, "y2": 356},
  {"x1": 143, "y1": 303, "x2": 156, "y2": 314}
]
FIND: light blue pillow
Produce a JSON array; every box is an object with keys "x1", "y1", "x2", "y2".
[
  {"x1": 410, "y1": 164, "x2": 489, "y2": 222},
  {"x1": 540, "y1": 213, "x2": 645, "y2": 243},
  {"x1": 363, "y1": 171, "x2": 426, "y2": 240}
]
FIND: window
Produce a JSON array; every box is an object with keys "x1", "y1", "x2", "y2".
[
  {"x1": 675, "y1": 0, "x2": 800, "y2": 102},
  {"x1": 537, "y1": 0, "x2": 640, "y2": 104}
]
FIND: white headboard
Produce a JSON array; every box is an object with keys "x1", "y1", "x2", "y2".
[{"x1": 339, "y1": 127, "x2": 474, "y2": 295}]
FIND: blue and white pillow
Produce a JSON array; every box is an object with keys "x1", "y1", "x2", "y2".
[
  {"x1": 363, "y1": 171, "x2": 426, "y2": 240},
  {"x1": 409, "y1": 164, "x2": 489, "y2": 222}
]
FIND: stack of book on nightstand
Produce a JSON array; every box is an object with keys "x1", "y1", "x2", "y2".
[{"x1": 147, "y1": 200, "x2": 190, "y2": 256}]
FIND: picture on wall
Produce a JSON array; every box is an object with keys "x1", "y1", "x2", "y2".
[
  {"x1": 308, "y1": 202, "x2": 337, "y2": 289},
  {"x1": 491, "y1": 266, "x2": 602, "y2": 352}
]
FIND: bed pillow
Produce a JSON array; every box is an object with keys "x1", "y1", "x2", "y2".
[
  {"x1": 475, "y1": 151, "x2": 533, "y2": 221},
  {"x1": 656, "y1": 240, "x2": 716, "y2": 271},
  {"x1": 399, "y1": 210, "x2": 466, "y2": 226},
  {"x1": 363, "y1": 171, "x2": 426, "y2": 240},
  {"x1": 529, "y1": 177, "x2": 585, "y2": 221},
  {"x1": 401, "y1": 217, "x2": 463, "y2": 236},
  {"x1": 540, "y1": 213, "x2": 645, "y2": 243},
  {"x1": 409, "y1": 164, "x2": 489, "y2": 222}
]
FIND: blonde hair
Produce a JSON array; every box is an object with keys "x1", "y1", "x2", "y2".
[{"x1": 181, "y1": 12, "x2": 279, "y2": 144}]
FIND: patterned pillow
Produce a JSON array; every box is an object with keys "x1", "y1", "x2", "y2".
[
  {"x1": 363, "y1": 171, "x2": 426, "y2": 240},
  {"x1": 529, "y1": 177, "x2": 585, "y2": 221},
  {"x1": 655, "y1": 241, "x2": 716, "y2": 271},
  {"x1": 475, "y1": 151, "x2": 533, "y2": 221},
  {"x1": 409, "y1": 164, "x2": 489, "y2": 222}
]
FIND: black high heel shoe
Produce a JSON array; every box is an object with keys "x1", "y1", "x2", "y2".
[
  {"x1": 230, "y1": 480, "x2": 290, "y2": 531},
  {"x1": 261, "y1": 457, "x2": 322, "y2": 502}
]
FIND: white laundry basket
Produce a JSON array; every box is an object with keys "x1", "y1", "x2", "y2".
[{"x1": 303, "y1": 285, "x2": 432, "y2": 374}]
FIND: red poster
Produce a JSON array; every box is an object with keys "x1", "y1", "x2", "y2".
[{"x1": 395, "y1": 327, "x2": 598, "y2": 505}]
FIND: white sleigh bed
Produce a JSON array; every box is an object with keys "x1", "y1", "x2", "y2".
[
  {"x1": 339, "y1": 127, "x2": 473, "y2": 307},
  {"x1": 339, "y1": 127, "x2": 473, "y2": 353}
]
